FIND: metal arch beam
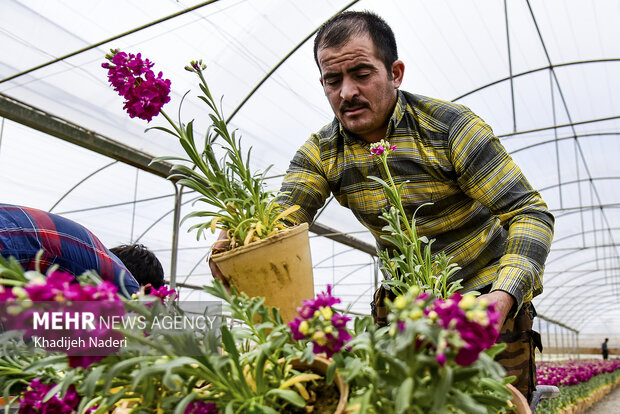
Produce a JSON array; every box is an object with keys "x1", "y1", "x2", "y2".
[
  {"x1": 548, "y1": 226, "x2": 620, "y2": 246},
  {"x1": 564, "y1": 301, "x2": 620, "y2": 330},
  {"x1": 544, "y1": 255, "x2": 620, "y2": 281},
  {"x1": 538, "y1": 274, "x2": 617, "y2": 314},
  {"x1": 0, "y1": 92, "x2": 173, "y2": 178},
  {"x1": 495, "y1": 115, "x2": 620, "y2": 140},
  {"x1": 575, "y1": 302, "x2": 620, "y2": 331},
  {"x1": 542, "y1": 283, "x2": 617, "y2": 322},
  {"x1": 538, "y1": 177, "x2": 620, "y2": 194},
  {"x1": 451, "y1": 59, "x2": 620, "y2": 103},
  {"x1": 0, "y1": 0, "x2": 224, "y2": 85},
  {"x1": 546, "y1": 244, "x2": 620, "y2": 267},
  {"x1": 552, "y1": 204, "x2": 620, "y2": 220},
  {"x1": 539, "y1": 288, "x2": 618, "y2": 314},
  {"x1": 536, "y1": 313, "x2": 579, "y2": 333},
  {"x1": 540, "y1": 293, "x2": 620, "y2": 309},
  {"x1": 48, "y1": 160, "x2": 118, "y2": 212},
  {"x1": 550, "y1": 243, "x2": 620, "y2": 254},
  {"x1": 510, "y1": 132, "x2": 620, "y2": 155},
  {"x1": 225, "y1": 0, "x2": 361, "y2": 124}
]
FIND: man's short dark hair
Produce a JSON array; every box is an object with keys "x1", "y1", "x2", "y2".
[
  {"x1": 313, "y1": 10, "x2": 398, "y2": 75},
  {"x1": 110, "y1": 244, "x2": 164, "y2": 289}
]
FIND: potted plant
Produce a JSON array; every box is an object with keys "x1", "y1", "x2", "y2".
[{"x1": 101, "y1": 51, "x2": 314, "y2": 321}]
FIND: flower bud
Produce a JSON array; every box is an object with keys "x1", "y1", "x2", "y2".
[
  {"x1": 312, "y1": 330, "x2": 328, "y2": 345},
  {"x1": 393, "y1": 295, "x2": 408, "y2": 310},
  {"x1": 458, "y1": 294, "x2": 476, "y2": 310},
  {"x1": 319, "y1": 306, "x2": 333, "y2": 320}
]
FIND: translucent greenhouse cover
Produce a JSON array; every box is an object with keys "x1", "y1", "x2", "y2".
[{"x1": 1, "y1": 0, "x2": 619, "y2": 345}]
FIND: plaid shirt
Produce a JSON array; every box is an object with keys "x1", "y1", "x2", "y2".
[
  {"x1": 278, "y1": 91, "x2": 554, "y2": 310},
  {"x1": 0, "y1": 203, "x2": 139, "y2": 295}
]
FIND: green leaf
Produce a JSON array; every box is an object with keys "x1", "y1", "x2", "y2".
[
  {"x1": 431, "y1": 365, "x2": 453, "y2": 412},
  {"x1": 265, "y1": 388, "x2": 306, "y2": 407},
  {"x1": 447, "y1": 389, "x2": 487, "y2": 414},
  {"x1": 173, "y1": 392, "x2": 197, "y2": 414},
  {"x1": 395, "y1": 377, "x2": 413, "y2": 414}
]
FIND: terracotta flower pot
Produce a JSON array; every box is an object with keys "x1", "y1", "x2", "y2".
[
  {"x1": 211, "y1": 223, "x2": 314, "y2": 322},
  {"x1": 507, "y1": 384, "x2": 531, "y2": 414},
  {"x1": 290, "y1": 355, "x2": 349, "y2": 414}
]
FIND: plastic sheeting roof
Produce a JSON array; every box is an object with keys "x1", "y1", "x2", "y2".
[{"x1": 1, "y1": 0, "x2": 619, "y2": 343}]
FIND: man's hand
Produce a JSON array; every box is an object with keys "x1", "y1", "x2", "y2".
[
  {"x1": 478, "y1": 290, "x2": 515, "y2": 332},
  {"x1": 208, "y1": 229, "x2": 231, "y2": 293}
]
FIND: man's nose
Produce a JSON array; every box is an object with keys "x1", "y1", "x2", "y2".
[{"x1": 340, "y1": 77, "x2": 358, "y2": 102}]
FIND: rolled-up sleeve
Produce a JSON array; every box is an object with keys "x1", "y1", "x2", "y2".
[
  {"x1": 276, "y1": 135, "x2": 331, "y2": 225},
  {"x1": 449, "y1": 110, "x2": 554, "y2": 311}
]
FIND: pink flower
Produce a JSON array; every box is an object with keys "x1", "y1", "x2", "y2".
[
  {"x1": 436, "y1": 353, "x2": 447, "y2": 366},
  {"x1": 185, "y1": 401, "x2": 218, "y2": 414},
  {"x1": 149, "y1": 284, "x2": 177, "y2": 301},
  {"x1": 370, "y1": 146, "x2": 385, "y2": 156},
  {"x1": 0, "y1": 285, "x2": 16, "y2": 301},
  {"x1": 102, "y1": 49, "x2": 171, "y2": 122},
  {"x1": 369, "y1": 140, "x2": 397, "y2": 157},
  {"x1": 288, "y1": 285, "x2": 352, "y2": 358},
  {"x1": 18, "y1": 379, "x2": 88, "y2": 413}
]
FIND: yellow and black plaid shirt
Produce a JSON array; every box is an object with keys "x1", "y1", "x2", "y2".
[{"x1": 278, "y1": 91, "x2": 554, "y2": 310}]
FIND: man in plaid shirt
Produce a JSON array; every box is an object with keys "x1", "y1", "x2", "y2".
[
  {"x1": 276, "y1": 11, "x2": 554, "y2": 401},
  {"x1": 0, "y1": 203, "x2": 140, "y2": 296}
]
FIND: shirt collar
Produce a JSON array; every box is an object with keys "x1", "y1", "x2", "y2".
[{"x1": 337, "y1": 90, "x2": 407, "y2": 145}]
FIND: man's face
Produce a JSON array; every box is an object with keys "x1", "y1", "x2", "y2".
[{"x1": 317, "y1": 33, "x2": 403, "y2": 143}]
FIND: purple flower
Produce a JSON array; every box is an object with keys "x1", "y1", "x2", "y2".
[
  {"x1": 0, "y1": 284, "x2": 16, "y2": 301},
  {"x1": 148, "y1": 284, "x2": 177, "y2": 301},
  {"x1": 369, "y1": 140, "x2": 397, "y2": 157},
  {"x1": 24, "y1": 271, "x2": 74, "y2": 301},
  {"x1": 436, "y1": 353, "x2": 447, "y2": 366},
  {"x1": 18, "y1": 379, "x2": 83, "y2": 413},
  {"x1": 185, "y1": 401, "x2": 218, "y2": 414},
  {"x1": 102, "y1": 49, "x2": 171, "y2": 122},
  {"x1": 370, "y1": 146, "x2": 385, "y2": 156},
  {"x1": 288, "y1": 285, "x2": 352, "y2": 358}
]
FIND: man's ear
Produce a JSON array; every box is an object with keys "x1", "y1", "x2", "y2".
[
  {"x1": 319, "y1": 76, "x2": 324, "y2": 88},
  {"x1": 391, "y1": 60, "x2": 405, "y2": 89}
]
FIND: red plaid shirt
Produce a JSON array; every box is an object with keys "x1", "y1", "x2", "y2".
[{"x1": 0, "y1": 203, "x2": 139, "y2": 295}]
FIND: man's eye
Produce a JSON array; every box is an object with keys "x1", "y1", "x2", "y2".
[
  {"x1": 357, "y1": 72, "x2": 371, "y2": 79},
  {"x1": 325, "y1": 78, "x2": 341, "y2": 86}
]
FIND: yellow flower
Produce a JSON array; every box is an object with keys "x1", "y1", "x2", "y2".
[
  {"x1": 458, "y1": 294, "x2": 476, "y2": 310},
  {"x1": 408, "y1": 309, "x2": 423, "y2": 320},
  {"x1": 299, "y1": 320, "x2": 309, "y2": 335},
  {"x1": 319, "y1": 306, "x2": 333, "y2": 320},
  {"x1": 312, "y1": 330, "x2": 328, "y2": 345},
  {"x1": 393, "y1": 295, "x2": 408, "y2": 310}
]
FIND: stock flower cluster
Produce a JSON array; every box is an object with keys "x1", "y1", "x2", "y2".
[
  {"x1": 102, "y1": 49, "x2": 171, "y2": 121},
  {"x1": 369, "y1": 139, "x2": 397, "y2": 157},
  {"x1": 537, "y1": 358, "x2": 620, "y2": 387},
  {"x1": 288, "y1": 285, "x2": 351, "y2": 358},
  {"x1": 185, "y1": 401, "x2": 219, "y2": 414},
  {"x1": 18, "y1": 379, "x2": 93, "y2": 414},
  {"x1": 390, "y1": 286, "x2": 500, "y2": 366}
]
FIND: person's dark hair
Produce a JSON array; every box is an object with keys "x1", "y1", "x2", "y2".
[
  {"x1": 110, "y1": 244, "x2": 164, "y2": 289},
  {"x1": 313, "y1": 10, "x2": 398, "y2": 75}
]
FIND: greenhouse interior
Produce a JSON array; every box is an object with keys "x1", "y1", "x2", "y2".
[{"x1": 1, "y1": 0, "x2": 619, "y2": 413}]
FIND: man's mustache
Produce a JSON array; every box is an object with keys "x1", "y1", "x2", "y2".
[{"x1": 340, "y1": 98, "x2": 369, "y2": 112}]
